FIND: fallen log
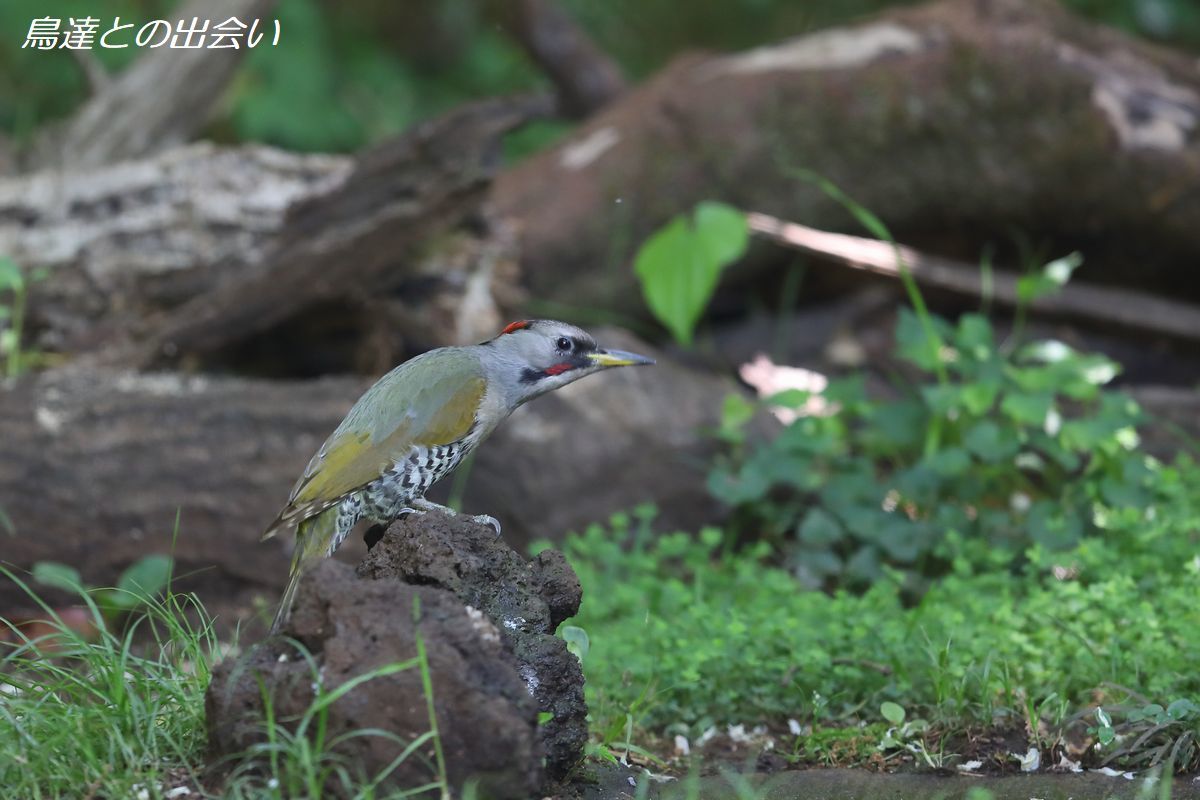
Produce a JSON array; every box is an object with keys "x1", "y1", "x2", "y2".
[
  {"x1": 0, "y1": 332, "x2": 729, "y2": 617},
  {"x1": 1, "y1": 96, "x2": 547, "y2": 365},
  {"x1": 491, "y1": 0, "x2": 1200, "y2": 318},
  {"x1": 129, "y1": 95, "x2": 549, "y2": 369}
]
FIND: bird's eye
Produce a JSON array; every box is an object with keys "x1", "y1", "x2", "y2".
[{"x1": 556, "y1": 337, "x2": 572, "y2": 351}]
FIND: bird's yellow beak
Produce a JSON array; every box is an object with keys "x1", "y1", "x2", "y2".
[{"x1": 588, "y1": 349, "x2": 656, "y2": 368}]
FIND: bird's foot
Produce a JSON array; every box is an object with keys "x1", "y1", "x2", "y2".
[
  {"x1": 470, "y1": 514, "x2": 502, "y2": 537},
  {"x1": 404, "y1": 498, "x2": 502, "y2": 536}
]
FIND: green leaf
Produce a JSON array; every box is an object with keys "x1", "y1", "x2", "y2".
[
  {"x1": 877, "y1": 519, "x2": 925, "y2": 562},
  {"x1": 844, "y1": 546, "x2": 882, "y2": 582},
  {"x1": 561, "y1": 625, "x2": 590, "y2": 662},
  {"x1": 1026, "y1": 501, "x2": 1083, "y2": 550},
  {"x1": 927, "y1": 447, "x2": 970, "y2": 478},
  {"x1": 920, "y1": 385, "x2": 962, "y2": 415},
  {"x1": 961, "y1": 381, "x2": 1000, "y2": 415},
  {"x1": 1001, "y1": 392, "x2": 1053, "y2": 426},
  {"x1": 881, "y1": 701, "x2": 906, "y2": 725},
  {"x1": 1018, "y1": 252, "x2": 1082, "y2": 302},
  {"x1": 963, "y1": 420, "x2": 1017, "y2": 462},
  {"x1": 954, "y1": 313, "x2": 994, "y2": 356},
  {"x1": 694, "y1": 201, "x2": 749, "y2": 266},
  {"x1": 538, "y1": 711, "x2": 555, "y2": 725},
  {"x1": 633, "y1": 203, "x2": 747, "y2": 346},
  {"x1": 116, "y1": 554, "x2": 173, "y2": 602},
  {"x1": 0, "y1": 257, "x2": 23, "y2": 292},
  {"x1": 32, "y1": 561, "x2": 83, "y2": 593},
  {"x1": 797, "y1": 508, "x2": 843, "y2": 546},
  {"x1": 797, "y1": 546, "x2": 843, "y2": 577},
  {"x1": 719, "y1": 393, "x2": 756, "y2": 441},
  {"x1": 1167, "y1": 698, "x2": 1198, "y2": 720},
  {"x1": 895, "y1": 309, "x2": 951, "y2": 371}
]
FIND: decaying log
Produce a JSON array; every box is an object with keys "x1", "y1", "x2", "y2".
[
  {"x1": 2, "y1": 96, "x2": 548, "y2": 363},
  {"x1": 491, "y1": 0, "x2": 1200, "y2": 315},
  {"x1": 130, "y1": 95, "x2": 549, "y2": 368},
  {"x1": 0, "y1": 332, "x2": 728, "y2": 613},
  {"x1": 0, "y1": 144, "x2": 349, "y2": 352},
  {"x1": 24, "y1": 0, "x2": 275, "y2": 172},
  {"x1": 746, "y1": 212, "x2": 1200, "y2": 344}
]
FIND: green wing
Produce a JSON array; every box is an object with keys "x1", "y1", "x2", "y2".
[{"x1": 286, "y1": 350, "x2": 485, "y2": 512}]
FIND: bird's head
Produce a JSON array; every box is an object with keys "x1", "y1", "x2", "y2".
[{"x1": 483, "y1": 319, "x2": 655, "y2": 406}]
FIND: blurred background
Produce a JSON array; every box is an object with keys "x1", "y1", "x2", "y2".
[
  {"x1": 4, "y1": 0, "x2": 1200, "y2": 791},
  {"x1": 1, "y1": 0, "x2": 1199, "y2": 626},
  {"x1": 3, "y1": 0, "x2": 1200, "y2": 157}
]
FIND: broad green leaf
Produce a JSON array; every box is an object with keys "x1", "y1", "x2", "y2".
[
  {"x1": 796, "y1": 546, "x2": 843, "y2": 577},
  {"x1": 634, "y1": 216, "x2": 701, "y2": 344},
  {"x1": 116, "y1": 554, "x2": 173, "y2": 603},
  {"x1": 927, "y1": 446, "x2": 970, "y2": 477},
  {"x1": 881, "y1": 701, "x2": 906, "y2": 725},
  {"x1": 718, "y1": 393, "x2": 756, "y2": 443},
  {"x1": 961, "y1": 381, "x2": 999, "y2": 415},
  {"x1": 844, "y1": 545, "x2": 882, "y2": 582},
  {"x1": 895, "y1": 308, "x2": 952, "y2": 372},
  {"x1": 877, "y1": 519, "x2": 924, "y2": 562},
  {"x1": 32, "y1": 561, "x2": 82, "y2": 593},
  {"x1": 766, "y1": 389, "x2": 812, "y2": 409},
  {"x1": 964, "y1": 420, "x2": 1017, "y2": 462},
  {"x1": 1001, "y1": 392, "x2": 1054, "y2": 426},
  {"x1": 797, "y1": 508, "x2": 843, "y2": 546},
  {"x1": 694, "y1": 201, "x2": 749, "y2": 266},
  {"x1": 0, "y1": 257, "x2": 23, "y2": 292},
  {"x1": 1168, "y1": 698, "x2": 1198, "y2": 720},
  {"x1": 633, "y1": 203, "x2": 748, "y2": 346},
  {"x1": 954, "y1": 313, "x2": 993, "y2": 356},
  {"x1": 921, "y1": 385, "x2": 962, "y2": 415},
  {"x1": 561, "y1": 625, "x2": 590, "y2": 662}
]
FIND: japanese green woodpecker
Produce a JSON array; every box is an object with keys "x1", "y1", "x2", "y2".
[{"x1": 263, "y1": 320, "x2": 654, "y2": 632}]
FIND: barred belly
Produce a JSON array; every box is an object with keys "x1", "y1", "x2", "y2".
[{"x1": 323, "y1": 443, "x2": 468, "y2": 555}]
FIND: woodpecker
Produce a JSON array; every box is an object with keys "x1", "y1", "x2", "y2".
[{"x1": 262, "y1": 319, "x2": 654, "y2": 632}]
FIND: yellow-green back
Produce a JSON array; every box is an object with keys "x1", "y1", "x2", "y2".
[{"x1": 288, "y1": 348, "x2": 486, "y2": 507}]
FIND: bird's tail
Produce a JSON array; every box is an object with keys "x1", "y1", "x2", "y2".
[{"x1": 269, "y1": 507, "x2": 338, "y2": 634}]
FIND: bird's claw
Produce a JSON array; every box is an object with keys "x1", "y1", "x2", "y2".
[
  {"x1": 397, "y1": 502, "x2": 500, "y2": 536},
  {"x1": 472, "y1": 514, "x2": 502, "y2": 537}
]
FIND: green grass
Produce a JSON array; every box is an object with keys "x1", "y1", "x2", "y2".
[
  {"x1": 0, "y1": 574, "x2": 450, "y2": 799},
  {"x1": 0, "y1": 572, "x2": 217, "y2": 799},
  {"x1": 560, "y1": 493, "x2": 1200, "y2": 768}
]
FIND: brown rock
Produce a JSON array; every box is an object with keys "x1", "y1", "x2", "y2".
[
  {"x1": 358, "y1": 512, "x2": 588, "y2": 778},
  {"x1": 206, "y1": 559, "x2": 542, "y2": 798}
]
